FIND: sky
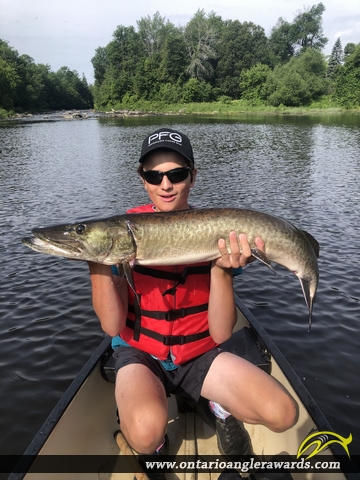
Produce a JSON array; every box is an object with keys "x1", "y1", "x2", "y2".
[{"x1": 1, "y1": 0, "x2": 359, "y2": 84}]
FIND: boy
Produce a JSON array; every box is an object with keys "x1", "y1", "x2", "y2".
[{"x1": 88, "y1": 128, "x2": 298, "y2": 469}]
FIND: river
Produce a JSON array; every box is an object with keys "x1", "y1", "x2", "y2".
[{"x1": 0, "y1": 113, "x2": 359, "y2": 458}]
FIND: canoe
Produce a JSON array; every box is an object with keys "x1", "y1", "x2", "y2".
[{"x1": 8, "y1": 294, "x2": 359, "y2": 480}]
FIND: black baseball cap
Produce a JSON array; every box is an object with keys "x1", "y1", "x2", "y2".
[{"x1": 139, "y1": 128, "x2": 195, "y2": 167}]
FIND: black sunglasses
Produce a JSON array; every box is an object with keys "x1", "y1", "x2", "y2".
[{"x1": 141, "y1": 167, "x2": 191, "y2": 185}]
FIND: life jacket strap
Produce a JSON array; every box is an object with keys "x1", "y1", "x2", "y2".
[
  {"x1": 128, "y1": 302, "x2": 209, "y2": 321},
  {"x1": 133, "y1": 264, "x2": 211, "y2": 296},
  {"x1": 126, "y1": 319, "x2": 211, "y2": 345}
]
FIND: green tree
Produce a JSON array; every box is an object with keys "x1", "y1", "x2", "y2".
[
  {"x1": 0, "y1": 58, "x2": 20, "y2": 109},
  {"x1": 269, "y1": 3, "x2": 327, "y2": 63},
  {"x1": 91, "y1": 47, "x2": 108, "y2": 84},
  {"x1": 215, "y1": 20, "x2": 271, "y2": 98},
  {"x1": 0, "y1": 40, "x2": 20, "y2": 109},
  {"x1": 344, "y1": 42, "x2": 357, "y2": 58},
  {"x1": 264, "y1": 48, "x2": 327, "y2": 106},
  {"x1": 45, "y1": 67, "x2": 93, "y2": 110},
  {"x1": 239, "y1": 64, "x2": 271, "y2": 105},
  {"x1": 292, "y1": 3, "x2": 328, "y2": 53},
  {"x1": 269, "y1": 17, "x2": 296, "y2": 63},
  {"x1": 14, "y1": 55, "x2": 54, "y2": 110},
  {"x1": 92, "y1": 25, "x2": 143, "y2": 107},
  {"x1": 327, "y1": 37, "x2": 343, "y2": 79},
  {"x1": 181, "y1": 78, "x2": 213, "y2": 102},
  {"x1": 137, "y1": 12, "x2": 174, "y2": 58},
  {"x1": 135, "y1": 14, "x2": 180, "y2": 99},
  {"x1": 159, "y1": 34, "x2": 188, "y2": 84},
  {"x1": 334, "y1": 44, "x2": 360, "y2": 107},
  {"x1": 155, "y1": 82, "x2": 182, "y2": 103}
]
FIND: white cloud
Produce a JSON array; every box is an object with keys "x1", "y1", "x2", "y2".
[{"x1": 335, "y1": 29, "x2": 353, "y2": 38}]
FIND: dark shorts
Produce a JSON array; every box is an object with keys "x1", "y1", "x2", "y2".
[
  {"x1": 113, "y1": 329, "x2": 270, "y2": 407},
  {"x1": 113, "y1": 344, "x2": 222, "y2": 407}
]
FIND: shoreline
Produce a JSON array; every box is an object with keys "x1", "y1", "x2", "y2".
[{"x1": 1, "y1": 105, "x2": 360, "y2": 122}]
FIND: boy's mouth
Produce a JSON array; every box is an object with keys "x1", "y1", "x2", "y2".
[{"x1": 160, "y1": 194, "x2": 176, "y2": 201}]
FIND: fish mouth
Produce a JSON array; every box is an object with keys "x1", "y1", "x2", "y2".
[{"x1": 22, "y1": 234, "x2": 82, "y2": 256}]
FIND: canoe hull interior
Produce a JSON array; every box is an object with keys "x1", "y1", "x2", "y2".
[{"x1": 10, "y1": 296, "x2": 354, "y2": 480}]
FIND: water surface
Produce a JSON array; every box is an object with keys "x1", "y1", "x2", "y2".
[{"x1": 1, "y1": 114, "x2": 359, "y2": 456}]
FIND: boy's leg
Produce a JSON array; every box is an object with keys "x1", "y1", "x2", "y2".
[
  {"x1": 201, "y1": 351, "x2": 298, "y2": 432},
  {"x1": 115, "y1": 363, "x2": 168, "y2": 454}
]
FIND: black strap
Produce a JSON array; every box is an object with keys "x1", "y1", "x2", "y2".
[
  {"x1": 128, "y1": 302, "x2": 208, "y2": 321},
  {"x1": 132, "y1": 294, "x2": 142, "y2": 341},
  {"x1": 133, "y1": 264, "x2": 210, "y2": 280},
  {"x1": 126, "y1": 319, "x2": 210, "y2": 345},
  {"x1": 133, "y1": 264, "x2": 211, "y2": 296}
]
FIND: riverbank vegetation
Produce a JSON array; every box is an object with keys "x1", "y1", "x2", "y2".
[
  {"x1": 0, "y1": 39, "x2": 93, "y2": 117},
  {"x1": 1, "y1": 2, "x2": 359, "y2": 118}
]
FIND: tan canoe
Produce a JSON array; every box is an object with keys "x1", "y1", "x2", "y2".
[{"x1": 8, "y1": 295, "x2": 358, "y2": 480}]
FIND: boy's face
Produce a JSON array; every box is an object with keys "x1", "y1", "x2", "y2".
[{"x1": 141, "y1": 151, "x2": 197, "y2": 212}]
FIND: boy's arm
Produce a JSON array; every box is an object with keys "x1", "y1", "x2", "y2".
[
  {"x1": 207, "y1": 233, "x2": 265, "y2": 343},
  {"x1": 88, "y1": 262, "x2": 128, "y2": 337}
]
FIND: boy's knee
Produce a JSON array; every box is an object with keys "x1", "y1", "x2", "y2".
[
  {"x1": 268, "y1": 395, "x2": 299, "y2": 432},
  {"x1": 121, "y1": 415, "x2": 167, "y2": 454}
]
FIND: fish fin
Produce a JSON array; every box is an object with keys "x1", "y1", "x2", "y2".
[
  {"x1": 123, "y1": 262, "x2": 140, "y2": 304},
  {"x1": 251, "y1": 248, "x2": 277, "y2": 276},
  {"x1": 298, "y1": 276, "x2": 313, "y2": 331},
  {"x1": 301, "y1": 230, "x2": 320, "y2": 258}
]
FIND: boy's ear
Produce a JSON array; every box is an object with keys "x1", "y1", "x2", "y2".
[{"x1": 190, "y1": 168, "x2": 197, "y2": 187}]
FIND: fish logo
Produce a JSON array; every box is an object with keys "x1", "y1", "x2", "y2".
[{"x1": 297, "y1": 431, "x2": 352, "y2": 459}]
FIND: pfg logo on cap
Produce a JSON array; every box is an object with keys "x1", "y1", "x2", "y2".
[{"x1": 148, "y1": 131, "x2": 183, "y2": 146}]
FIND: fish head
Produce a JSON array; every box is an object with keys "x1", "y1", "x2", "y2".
[{"x1": 22, "y1": 217, "x2": 136, "y2": 265}]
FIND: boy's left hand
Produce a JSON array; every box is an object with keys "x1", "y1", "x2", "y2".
[{"x1": 213, "y1": 232, "x2": 265, "y2": 270}]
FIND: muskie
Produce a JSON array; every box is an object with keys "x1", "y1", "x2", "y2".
[{"x1": 22, "y1": 208, "x2": 320, "y2": 329}]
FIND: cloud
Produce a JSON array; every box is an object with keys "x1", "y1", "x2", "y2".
[{"x1": 335, "y1": 29, "x2": 353, "y2": 37}]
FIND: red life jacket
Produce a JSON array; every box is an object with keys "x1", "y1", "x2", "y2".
[{"x1": 119, "y1": 204, "x2": 217, "y2": 365}]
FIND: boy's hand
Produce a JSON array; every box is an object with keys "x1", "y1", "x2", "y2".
[{"x1": 213, "y1": 232, "x2": 265, "y2": 270}]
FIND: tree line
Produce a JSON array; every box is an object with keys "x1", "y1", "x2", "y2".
[
  {"x1": 0, "y1": 39, "x2": 93, "y2": 114},
  {"x1": 91, "y1": 3, "x2": 360, "y2": 109},
  {"x1": 1, "y1": 3, "x2": 359, "y2": 114}
]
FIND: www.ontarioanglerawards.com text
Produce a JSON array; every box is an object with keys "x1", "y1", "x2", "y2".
[{"x1": 145, "y1": 456, "x2": 341, "y2": 473}]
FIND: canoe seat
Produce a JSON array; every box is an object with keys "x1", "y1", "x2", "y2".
[{"x1": 100, "y1": 325, "x2": 271, "y2": 384}]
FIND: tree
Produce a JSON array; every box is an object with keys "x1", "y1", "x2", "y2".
[
  {"x1": 269, "y1": 17, "x2": 296, "y2": 63},
  {"x1": 0, "y1": 40, "x2": 20, "y2": 109},
  {"x1": 183, "y1": 9, "x2": 218, "y2": 81},
  {"x1": 92, "y1": 25, "x2": 143, "y2": 106},
  {"x1": 0, "y1": 58, "x2": 20, "y2": 109},
  {"x1": 334, "y1": 44, "x2": 360, "y2": 107},
  {"x1": 137, "y1": 12, "x2": 174, "y2": 58},
  {"x1": 91, "y1": 47, "x2": 108, "y2": 84},
  {"x1": 264, "y1": 48, "x2": 327, "y2": 106},
  {"x1": 159, "y1": 34, "x2": 188, "y2": 84},
  {"x1": 181, "y1": 78, "x2": 213, "y2": 102},
  {"x1": 239, "y1": 64, "x2": 271, "y2": 105},
  {"x1": 344, "y1": 42, "x2": 357, "y2": 59},
  {"x1": 292, "y1": 3, "x2": 328, "y2": 53},
  {"x1": 327, "y1": 38, "x2": 343, "y2": 78},
  {"x1": 215, "y1": 20, "x2": 271, "y2": 98},
  {"x1": 269, "y1": 3, "x2": 328, "y2": 63},
  {"x1": 48, "y1": 67, "x2": 93, "y2": 110}
]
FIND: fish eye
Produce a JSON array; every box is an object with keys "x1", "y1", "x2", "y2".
[{"x1": 75, "y1": 224, "x2": 86, "y2": 234}]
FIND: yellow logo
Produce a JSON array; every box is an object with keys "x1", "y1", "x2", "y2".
[{"x1": 297, "y1": 431, "x2": 352, "y2": 459}]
